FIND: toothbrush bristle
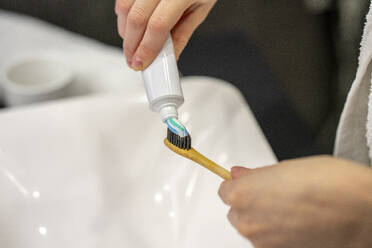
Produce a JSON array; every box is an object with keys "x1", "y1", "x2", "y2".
[{"x1": 167, "y1": 128, "x2": 191, "y2": 150}]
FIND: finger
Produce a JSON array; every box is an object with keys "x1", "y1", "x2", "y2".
[
  {"x1": 227, "y1": 209, "x2": 264, "y2": 241},
  {"x1": 124, "y1": 0, "x2": 160, "y2": 65},
  {"x1": 218, "y1": 180, "x2": 236, "y2": 206},
  {"x1": 115, "y1": 0, "x2": 135, "y2": 40},
  {"x1": 131, "y1": 0, "x2": 191, "y2": 70},
  {"x1": 219, "y1": 169, "x2": 259, "y2": 207},
  {"x1": 231, "y1": 166, "x2": 251, "y2": 179},
  {"x1": 228, "y1": 209, "x2": 250, "y2": 237},
  {"x1": 171, "y1": 2, "x2": 214, "y2": 60},
  {"x1": 117, "y1": 14, "x2": 127, "y2": 39},
  {"x1": 115, "y1": 0, "x2": 134, "y2": 16},
  {"x1": 227, "y1": 208, "x2": 241, "y2": 228}
]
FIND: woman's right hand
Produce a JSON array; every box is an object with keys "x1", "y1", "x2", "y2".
[{"x1": 115, "y1": 0, "x2": 217, "y2": 71}]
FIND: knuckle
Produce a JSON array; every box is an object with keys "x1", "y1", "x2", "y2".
[
  {"x1": 128, "y1": 7, "x2": 147, "y2": 27},
  {"x1": 148, "y1": 16, "x2": 168, "y2": 34},
  {"x1": 116, "y1": 0, "x2": 131, "y2": 15}
]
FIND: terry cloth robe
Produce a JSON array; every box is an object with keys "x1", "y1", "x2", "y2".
[{"x1": 335, "y1": 1, "x2": 372, "y2": 165}]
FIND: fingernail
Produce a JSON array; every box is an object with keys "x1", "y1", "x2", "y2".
[{"x1": 131, "y1": 56, "x2": 143, "y2": 70}]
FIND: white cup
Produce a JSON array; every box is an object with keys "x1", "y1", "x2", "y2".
[{"x1": 0, "y1": 58, "x2": 74, "y2": 107}]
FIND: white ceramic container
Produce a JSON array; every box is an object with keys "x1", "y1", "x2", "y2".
[{"x1": 0, "y1": 57, "x2": 74, "y2": 106}]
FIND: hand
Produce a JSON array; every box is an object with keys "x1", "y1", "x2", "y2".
[
  {"x1": 115, "y1": 0, "x2": 216, "y2": 71},
  {"x1": 218, "y1": 156, "x2": 372, "y2": 248}
]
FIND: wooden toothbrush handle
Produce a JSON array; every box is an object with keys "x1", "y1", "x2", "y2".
[
  {"x1": 164, "y1": 139, "x2": 231, "y2": 180},
  {"x1": 186, "y1": 148, "x2": 231, "y2": 180}
]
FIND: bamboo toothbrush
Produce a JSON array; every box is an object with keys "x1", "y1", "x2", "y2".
[
  {"x1": 164, "y1": 118, "x2": 231, "y2": 180},
  {"x1": 139, "y1": 35, "x2": 230, "y2": 180}
]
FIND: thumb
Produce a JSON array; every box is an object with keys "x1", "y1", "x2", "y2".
[{"x1": 231, "y1": 166, "x2": 251, "y2": 179}]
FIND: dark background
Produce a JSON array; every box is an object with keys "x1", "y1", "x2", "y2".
[{"x1": 0, "y1": 0, "x2": 369, "y2": 160}]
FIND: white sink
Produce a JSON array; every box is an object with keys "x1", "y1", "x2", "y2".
[
  {"x1": 0, "y1": 76, "x2": 276, "y2": 248},
  {"x1": 0, "y1": 11, "x2": 276, "y2": 247}
]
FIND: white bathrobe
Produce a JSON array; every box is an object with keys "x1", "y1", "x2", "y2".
[{"x1": 334, "y1": 1, "x2": 372, "y2": 165}]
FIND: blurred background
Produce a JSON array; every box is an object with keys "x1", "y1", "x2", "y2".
[{"x1": 0, "y1": 0, "x2": 369, "y2": 160}]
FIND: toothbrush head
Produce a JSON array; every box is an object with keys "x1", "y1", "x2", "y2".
[
  {"x1": 167, "y1": 128, "x2": 191, "y2": 150},
  {"x1": 165, "y1": 118, "x2": 191, "y2": 150}
]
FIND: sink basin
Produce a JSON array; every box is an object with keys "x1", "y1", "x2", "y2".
[
  {"x1": 0, "y1": 11, "x2": 276, "y2": 247},
  {"x1": 0, "y1": 76, "x2": 276, "y2": 247}
]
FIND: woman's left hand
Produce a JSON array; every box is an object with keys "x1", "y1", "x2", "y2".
[{"x1": 219, "y1": 156, "x2": 372, "y2": 248}]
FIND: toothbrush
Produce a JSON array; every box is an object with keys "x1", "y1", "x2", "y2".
[
  {"x1": 164, "y1": 134, "x2": 231, "y2": 181},
  {"x1": 162, "y1": 97, "x2": 230, "y2": 181},
  {"x1": 142, "y1": 35, "x2": 231, "y2": 181},
  {"x1": 165, "y1": 113, "x2": 230, "y2": 180}
]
